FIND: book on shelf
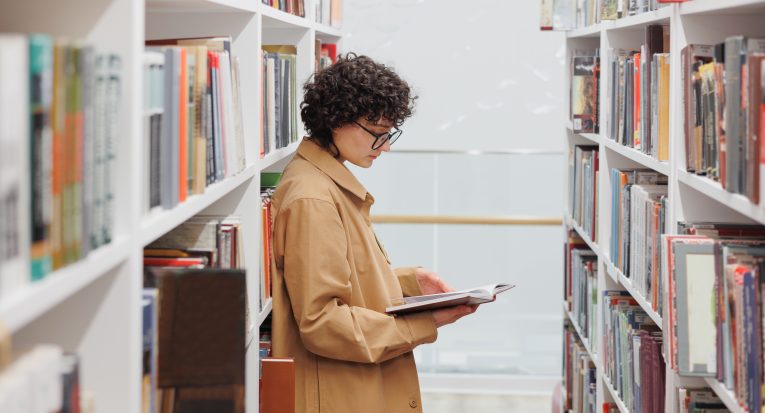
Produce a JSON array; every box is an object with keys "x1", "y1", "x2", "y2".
[
  {"x1": 602, "y1": 292, "x2": 664, "y2": 412},
  {"x1": 663, "y1": 223, "x2": 765, "y2": 413},
  {"x1": 314, "y1": 39, "x2": 337, "y2": 72},
  {"x1": 605, "y1": 25, "x2": 670, "y2": 161},
  {"x1": 143, "y1": 267, "x2": 246, "y2": 413},
  {"x1": 563, "y1": 323, "x2": 597, "y2": 413},
  {"x1": 260, "y1": 358, "x2": 295, "y2": 413},
  {"x1": 143, "y1": 288, "x2": 159, "y2": 413},
  {"x1": 384, "y1": 283, "x2": 514, "y2": 315},
  {"x1": 146, "y1": 215, "x2": 245, "y2": 270},
  {"x1": 0, "y1": 34, "x2": 119, "y2": 300},
  {"x1": 682, "y1": 37, "x2": 765, "y2": 205},
  {"x1": 262, "y1": 45, "x2": 300, "y2": 158},
  {"x1": 676, "y1": 388, "x2": 730, "y2": 413},
  {"x1": 0, "y1": 345, "x2": 85, "y2": 412},
  {"x1": 571, "y1": 54, "x2": 600, "y2": 134},
  {"x1": 564, "y1": 230, "x2": 598, "y2": 349},
  {"x1": 262, "y1": 0, "x2": 305, "y2": 18},
  {"x1": 144, "y1": 36, "x2": 246, "y2": 212},
  {"x1": 542, "y1": 0, "x2": 670, "y2": 31},
  {"x1": 609, "y1": 168, "x2": 667, "y2": 315},
  {"x1": 313, "y1": 0, "x2": 342, "y2": 28},
  {"x1": 260, "y1": 173, "x2": 281, "y2": 310},
  {"x1": 569, "y1": 145, "x2": 598, "y2": 242}
]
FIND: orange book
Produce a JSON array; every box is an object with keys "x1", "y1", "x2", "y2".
[
  {"x1": 260, "y1": 358, "x2": 294, "y2": 413},
  {"x1": 178, "y1": 48, "x2": 188, "y2": 202}
]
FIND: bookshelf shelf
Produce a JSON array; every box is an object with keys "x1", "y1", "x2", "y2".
[
  {"x1": 604, "y1": 5, "x2": 672, "y2": 31},
  {"x1": 680, "y1": 0, "x2": 765, "y2": 16},
  {"x1": 567, "y1": 216, "x2": 601, "y2": 258},
  {"x1": 703, "y1": 378, "x2": 747, "y2": 413},
  {"x1": 615, "y1": 266, "x2": 662, "y2": 328},
  {"x1": 567, "y1": 24, "x2": 601, "y2": 39},
  {"x1": 146, "y1": 0, "x2": 257, "y2": 13},
  {"x1": 257, "y1": 298, "x2": 273, "y2": 327},
  {"x1": 563, "y1": 304, "x2": 600, "y2": 370},
  {"x1": 260, "y1": 140, "x2": 301, "y2": 169},
  {"x1": 603, "y1": 374, "x2": 630, "y2": 413},
  {"x1": 260, "y1": 4, "x2": 312, "y2": 29},
  {"x1": 314, "y1": 23, "x2": 342, "y2": 38},
  {"x1": 140, "y1": 165, "x2": 258, "y2": 246},
  {"x1": 677, "y1": 169, "x2": 765, "y2": 225},
  {"x1": 602, "y1": 138, "x2": 670, "y2": 176},
  {"x1": 0, "y1": 237, "x2": 130, "y2": 333}
]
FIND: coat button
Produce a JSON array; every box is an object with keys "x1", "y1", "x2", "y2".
[{"x1": 409, "y1": 400, "x2": 418, "y2": 408}]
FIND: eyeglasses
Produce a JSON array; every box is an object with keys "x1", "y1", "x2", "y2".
[{"x1": 353, "y1": 121, "x2": 403, "y2": 150}]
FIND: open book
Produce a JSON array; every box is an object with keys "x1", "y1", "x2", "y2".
[{"x1": 385, "y1": 283, "x2": 515, "y2": 315}]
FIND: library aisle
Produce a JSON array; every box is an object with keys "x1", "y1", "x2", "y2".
[{"x1": 4, "y1": 0, "x2": 764, "y2": 412}]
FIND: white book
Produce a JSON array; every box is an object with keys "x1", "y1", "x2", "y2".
[
  {"x1": 385, "y1": 283, "x2": 515, "y2": 315},
  {"x1": 0, "y1": 34, "x2": 30, "y2": 297}
]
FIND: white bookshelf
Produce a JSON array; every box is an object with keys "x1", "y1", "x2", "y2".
[
  {"x1": 563, "y1": 2, "x2": 765, "y2": 412},
  {"x1": 0, "y1": 0, "x2": 342, "y2": 411}
]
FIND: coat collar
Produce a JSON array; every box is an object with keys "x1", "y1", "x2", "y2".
[{"x1": 297, "y1": 138, "x2": 370, "y2": 201}]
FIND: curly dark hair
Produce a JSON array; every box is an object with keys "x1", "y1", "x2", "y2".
[{"x1": 300, "y1": 53, "x2": 417, "y2": 153}]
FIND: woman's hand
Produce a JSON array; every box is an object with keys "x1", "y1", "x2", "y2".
[
  {"x1": 414, "y1": 268, "x2": 478, "y2": 327},
  {"x1": 414, "y1": 267, "x2": 454, "y2": 295}
]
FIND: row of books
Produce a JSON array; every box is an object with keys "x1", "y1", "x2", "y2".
[
  {"x1": 602, "y1": 291, "x2": 665, "y2": 413},
  {"x1": 682, "y1": 37, "x2": 765, "y2": 204},
  {"x1": 260, "y1": 173, "x2": 281, "y2": 310},
  {"x1": 571, "y1": 54, "x2": 600, "y2": 134},
  {"x1": 313, "y1": 0, "x2": 342, "y2": 29},
  {"x1": 563, "y1": 324, "x2": 597, "y2": 413},
  {"x1": 569, "y1": 145, "x2": 599, "y2": 242},
  {"x1": 142, "y1": 215, "x2": 248, "y2": 413},
  {"x1": 0, "y1": 34, "x2": 119, "y2": 300},
  {"x1": 606, "y1": 25, "x2": 671, "y2": 161},
  {"x1": 314, "y1": 39, "x2": 338, "y2": 72},
  {"x1": 609, "y1": 168, "x2": 667, "y2": 314},
  {"x1": 262, "y1": 0, "x2": 305, "y2": 17},
  {"x1": 0, "y1": 345, "x2": 88, "y2": 412},
  {"x1": 143, "y1": 36, "x2": 246, "y2": 212},
  {"x1": 540, "y1": 0, "x2": 678, "y2": 31},
  {"x1": 261, "y1": 46, "x2": 300, "y2": 158},
  {"x1": 677, "y1": 387, "x2": 730, "y2": 412},
  {"x1": 564, "y1": 231, "x2": 598, "y2": 353},
  {"x1": 664, "y1": 223, "x2": 765, "y2": 413}
]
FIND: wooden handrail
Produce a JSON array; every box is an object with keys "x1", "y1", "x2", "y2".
[{"x1": 370, "y1": 214, "x2": 563, "y2": 226}]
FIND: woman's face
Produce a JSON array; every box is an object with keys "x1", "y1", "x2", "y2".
[{"x1": 332, "y1": 118, "x2": 393, "y2": 168}]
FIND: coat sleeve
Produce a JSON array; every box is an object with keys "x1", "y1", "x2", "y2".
[
  {"x1": 393, "y1": 267, "x2": 423, "y2": 297},
  {"x1": 278, "y1": 198, "x2": 437, "y2": 364}
]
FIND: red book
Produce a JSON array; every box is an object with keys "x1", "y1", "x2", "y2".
[{"x1": 143, "y1": 257, "x2": 207, "y2": 268}]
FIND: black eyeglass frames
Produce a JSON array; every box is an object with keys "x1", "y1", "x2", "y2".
[{"x1": 353, "y1": 121, "x2": 402, "y2": 150}]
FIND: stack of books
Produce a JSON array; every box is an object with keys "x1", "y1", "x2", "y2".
[
  {"x1": 563, "y1": 324, "x2": 597, "y2": 413},
  {"x1": 565, "y1": 231, "x2": 598, "y2": 349},
  {"x1": 541, "y1": 0, "x2": 675, "y2": 31}
]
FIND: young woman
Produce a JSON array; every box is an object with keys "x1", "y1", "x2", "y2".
[{"x1": 269, "y1": 53, "x2": 476, "y2": 413}]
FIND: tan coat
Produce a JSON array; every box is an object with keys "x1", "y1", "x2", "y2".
[{"x1": 269, "y1": 138, "x2": 438, "y2": 413}]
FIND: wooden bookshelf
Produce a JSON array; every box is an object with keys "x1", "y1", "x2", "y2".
[
  {"x1": 0, "y1": 1, "x2": 342, "y2": 411},
  {"x1": 562, "y1": 1, "x2": 765, "y2": 412}
]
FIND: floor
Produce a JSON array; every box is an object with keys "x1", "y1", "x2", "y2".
[{"x1": 421, "y1": 392, "x2": 552, "y2": 413}]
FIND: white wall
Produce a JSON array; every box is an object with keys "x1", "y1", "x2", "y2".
[
  {"x1": 342, "y1": 0, "x2": 567, "y2": 381},
  {"x1": 343, "y1": 0, "x2": 566, "y2": 152}
]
